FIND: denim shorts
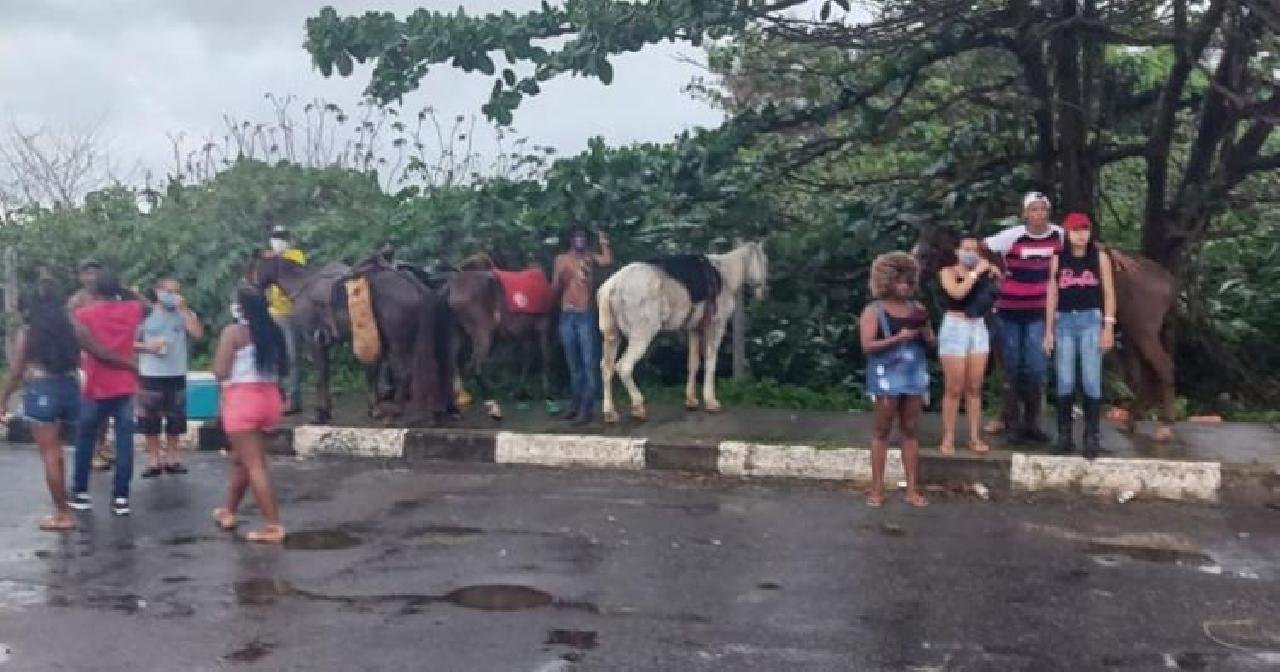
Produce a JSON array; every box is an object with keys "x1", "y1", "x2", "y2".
[
  {"x1": 23, "y1": 375, "x2": 80, "y2": 425},
  {"x1": 938, "y1": 314, "x2": 990, "y2": 357}
]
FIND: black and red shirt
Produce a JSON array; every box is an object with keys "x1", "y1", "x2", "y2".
[{"x1": 984, "y1": 223, "x2": 1064, "y2": 321}]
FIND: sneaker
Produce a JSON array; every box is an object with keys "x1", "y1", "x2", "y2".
[
  {"x1": 69, "y1": 493, "x2": 92, "y2": 511},
  {"x1": 164, "y1": 463, "x2": 189, "y2": 475},
  {"x1": 111, "y1": 498, "x2": 130, "y2": 516}
]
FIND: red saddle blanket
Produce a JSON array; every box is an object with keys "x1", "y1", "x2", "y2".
[{"x1": 494, "y1": 268, "x2": 553, "y2": 314}]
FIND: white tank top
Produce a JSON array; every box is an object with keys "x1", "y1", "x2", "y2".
[{"x1": 228, "y1": 343, "x2": 276, "y2": 384}]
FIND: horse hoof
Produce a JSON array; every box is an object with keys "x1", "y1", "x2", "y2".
[
  {"x1": 1153, "y1": 425, "x2": 1174, "y2": 442},
  {"x1": 602, "y1": 410, "x2": 620, "y2": 424},
  {"x1": 631, "y1": 406, "x2": 648, "y2": 422},
  {"x1": 705, "y1": 401, "x2": 722, "y2": 414},
  {"x1": 685, "y1": 399, "x2": 700, "y2": 411}
]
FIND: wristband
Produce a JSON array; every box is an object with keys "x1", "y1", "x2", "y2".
[{"x1": 1104, "y1": 316, "x2": 1116, "y2": 325}]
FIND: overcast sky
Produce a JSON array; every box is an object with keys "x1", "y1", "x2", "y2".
[{"x1": 0, "y1": 0, "x2": 725, "y2": 185}]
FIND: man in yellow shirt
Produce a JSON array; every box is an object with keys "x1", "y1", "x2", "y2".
[{"x1": 265, "y1": 224, "x2": 306, "y2": 414}]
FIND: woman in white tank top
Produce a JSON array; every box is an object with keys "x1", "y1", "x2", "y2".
[{"x1": 211, "y1": 286, "x2": 289, "y2": 543}]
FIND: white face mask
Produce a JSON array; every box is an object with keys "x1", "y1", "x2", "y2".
[
  {"x1": 269, "y1": 238, "x2": 288, "y2": 254},
  {"x1": 230, "y1": 303, "x2": 245, "y2": 323}
]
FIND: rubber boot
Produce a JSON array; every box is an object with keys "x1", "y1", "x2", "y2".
[
  {"x1": 1020, "y1": 381, "x2": 1051, "y2": 444},
  {"x1": 1053, "y1": 399, "x2": 1075, "y2": 455},
  {"x1": 1083, "y1": 398, "x2": 1103, "y2": 459},
  {"x1": 1000, "y1": 377, "x2": 1023, "y2": 443}
]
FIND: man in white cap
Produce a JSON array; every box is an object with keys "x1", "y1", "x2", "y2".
[
  {"x1": 983, "y1": 192, "x2": 1064, "y2": 444},
  {"x1": 264, "y1": 223, "x2": 306, "y2": 414}
]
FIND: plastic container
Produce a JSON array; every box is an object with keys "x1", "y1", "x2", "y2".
[{"x1": 186, "y1": 372, "x2": 220, "y2": 420}]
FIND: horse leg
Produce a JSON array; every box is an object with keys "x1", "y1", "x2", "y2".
[
  {"x1": 451, "y1": 324, "x2": 472, "y2": 410},
  {"x1": 685, "y1": 331, "x2": 702, "y2": 410},
  {"x1": 600, "y1": 320, "x2": 622, "y2": 424},
  {"x1": 1133, "y1": 331, "x2": 1176, "y2": 442},
  {"x1": 702, "y1": 318, "x2": 730, "y2": 413},
  {"x1": 617, "y1": 330, "x2": 655, "y2": 421},
  {"x1": 366, "y1": 362, "x2": 384, "y2": 419},
  {"x1": 471, "y1": 331, "x2": 500, "y2": 420},
  {"x1": 313, "y1": 339, "x2": 333, "y2": 425}
]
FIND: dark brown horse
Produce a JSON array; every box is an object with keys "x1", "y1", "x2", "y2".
[
  {"x1": 246, "y1": 252, "x2": 454, "y2": 425},
  {"x1": 446, "y1": 252, "x2": 556, "y2": 420},
  {"x1": 914, "y1": 226, "x2": 1177, "y2": 441}
]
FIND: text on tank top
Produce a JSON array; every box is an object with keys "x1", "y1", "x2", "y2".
[{"x1": 1056, "y1": 245, "x2": 1103, "y2": 313}]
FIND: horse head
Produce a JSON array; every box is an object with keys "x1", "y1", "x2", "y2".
[
  {"x1": 244, "y1": 250, "x2": 277, "y2": 290},
  {"x1": 744, "y1": 240, "x2": 769, "y2": 301}
]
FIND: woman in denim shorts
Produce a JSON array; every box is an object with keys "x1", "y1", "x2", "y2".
[
  {"x1": 936, "y1": 235, "x2": 1001, "y2": 455},
  {"x1": 0, "y1": 282, "x2": 132, "y2": 531}
]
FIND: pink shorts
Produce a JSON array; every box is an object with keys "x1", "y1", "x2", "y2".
[{"x1": 221, "y1": 383, "x2": 283, "y2": 433}]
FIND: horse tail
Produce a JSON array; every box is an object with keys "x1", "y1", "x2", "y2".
[{"x1": 597, "y1": 275, "x2": 617, "y2": 339}]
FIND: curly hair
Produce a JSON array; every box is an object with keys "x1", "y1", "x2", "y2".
[{"x1": 869, "y1": 251, "x2": 920, "y2": 300}]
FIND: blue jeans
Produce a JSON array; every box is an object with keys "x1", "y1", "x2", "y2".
[
  {"x1": 559, "y1": 310, "x2": 601, "y2": 415},
  {"x1": 1055, "y1": 309, "x2": 1103, "y2": 400},
  {"x1": 73, "y1": 395, "x2": 136, "y2": 499},
  {"x1": 996, "y1": 315, "x2": 1048, "y2": 386}
]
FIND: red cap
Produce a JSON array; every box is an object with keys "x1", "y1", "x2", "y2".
[{"x1": 1063, "y1": 212, "x2": 1092, "y2": 231}]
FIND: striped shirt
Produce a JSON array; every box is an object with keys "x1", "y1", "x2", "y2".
[{"x1": 984, "y1": 224, "x2": 1064, "y2": 320}]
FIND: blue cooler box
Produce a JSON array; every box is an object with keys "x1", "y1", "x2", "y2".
[{"x1": 186, "y1": 372, "x2": 220, "y2": 420}]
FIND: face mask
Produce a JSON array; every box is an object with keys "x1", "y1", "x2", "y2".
[
  {"x1": 269, "y1": 238, "x2": 288, "y2": 254},
  {"x1": 230, "y1": 303, "x2": 245, "y2": 323},
  {"x1": 958, "y1": 251, "x2": 980, "y2": 268},
  {"x1": 157, "y1": 291, "x2": 178, "y2": 309},
  {"x1": 571, "y1": 236, "x2": 587, "y2": 252}
]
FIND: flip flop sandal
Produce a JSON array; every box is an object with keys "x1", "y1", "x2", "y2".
[
  {"x1": 165, "y1": 463, "x2": 189, "y2": 475},
  {"x1": 246, "y1": 525, "x2": 286, "y2": 544},
  {"x1": 211, "y1": 508, "x2": 238, "y2": 531},
  {"x1": 865, "y1": 493, "x2": 886, "y2": 508},
  {"x1": 141, "y1": 466, "x2": 164, "y2": 479},
  {"x1": 970, "y1": 442, "x2": 991, "y2": 455},
  {"x1": 39, "y1": 515, "x2": 75, "y2": 531},
  {"x1": 904, "y1": 493, "x2": 930, "y2": 508}
]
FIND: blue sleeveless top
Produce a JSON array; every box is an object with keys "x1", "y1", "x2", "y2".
[{"x1": 864, "y1": 302, "x2": 930, "y2": 398}]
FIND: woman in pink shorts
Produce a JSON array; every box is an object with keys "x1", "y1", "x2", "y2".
[{"x1": 211, "y1": 286, "x2": 288, "y2": 543}]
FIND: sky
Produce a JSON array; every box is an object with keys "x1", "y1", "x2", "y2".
[{"x1": 0, "y1": 0, "x2": 727, "y2": 186}]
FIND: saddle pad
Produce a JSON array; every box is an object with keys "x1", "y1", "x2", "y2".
[
  {"x1": 493, "y1": 268, "x2": 552, "y2": 314},
  {"x1": 345, "y1": 276, "x2": 381, "y2": 365},
  {"x1": 644, "y1": 254, "x2": 722, "y2": 303}
]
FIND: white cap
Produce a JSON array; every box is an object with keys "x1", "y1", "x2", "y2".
[{"x1": 1023, "y1": 191, "x2": 1051, "y2": 209}]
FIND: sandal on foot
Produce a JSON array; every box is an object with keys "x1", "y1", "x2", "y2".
[
  {"x1": 38, "y1": 515, "x2": 75, "y2": 531},
  {"x1": 970, "y1": 442, "x2": 991, "y2": 455},
  {"x1": 939, "y1": 443, "x2": 956, "y2": 456},
  {"x1": 211, "y1": 508, "x2": 238, "y2": 531},
  {"x1": 904, "y1": 492, "x2": 930, "y2": 508},
  {"x1": 246, "y1": 525, "x2": 286, "y2": 544},
  {"x1": 865, "y1": 492, "x2": 886, "y2": 508},
  {"x1": 141, "y1": 466, "x2": 164, "y2": 479},
  {"x1": 164, "y1": 463, "x2": 188, "y2": 475}
]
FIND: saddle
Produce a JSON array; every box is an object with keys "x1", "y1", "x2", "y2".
[
  {"x1": 492, "y1": 268, "x2": 553, "y2": 314},
  {"x1": 643, "y1": 254, "x2": 723, "y2": 332}
]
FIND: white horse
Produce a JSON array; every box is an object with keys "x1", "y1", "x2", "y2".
[{"x1": 597, "y1": 241, "x2": 768, "y2": 423}]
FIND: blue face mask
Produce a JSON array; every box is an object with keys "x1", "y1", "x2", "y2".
[
  {"x1": 572, "y1": 235, "x2": 588, "y2": 252},
  {"x1": 957, "y1": 251, "x2": 980, "y2": 268},
  {"x1": 157, "y1": 291, "x2": 178, "y2": 310}
]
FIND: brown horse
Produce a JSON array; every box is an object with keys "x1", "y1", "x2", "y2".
[
  {"x1": 445, "y1": 252, "x2": 555, "y2": 420},
  {"x1": 913, "y1": 226, "x2": 1176, "y2": 441},
  {"x1": 247, "y1": 252, "x2": 454, "y2": 425}
]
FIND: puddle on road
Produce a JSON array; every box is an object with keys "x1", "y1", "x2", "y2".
[
  {"x1": 1085, "y1": 541, "x2": 1214, "y2": 566},
  {"x1": 443, "y1": 585, "x2": 552, "y2": 611},
  {"x1": 161, "y1": 576, "x2": 191, "y2": 584},
  {"x1": 283, "y1": 528, "x2": 363, "y2": 551},
  {"x1": 757, "y1": 582, "x2": 781, "y2": 591},
  {"x1": 222, "y1": 639, "x2": 274, "y2": 664},
  {"x1": 234, "y1": 579, "x2": 296, "y2": 606},
  {"x1": 547, "y1": 629, "x2": 598, "y2": 650}
]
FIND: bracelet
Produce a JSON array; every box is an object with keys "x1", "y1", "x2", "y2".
[{"x1": 1104, "y1": 316, "x2": 1116, "y2": 324}]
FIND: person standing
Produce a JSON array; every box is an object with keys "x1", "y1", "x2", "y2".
[
  {"x1": 550, "y1": 225, "x2": 613, "y2": 425},
  {"x1": 264, "y1": 224, "x2": 306, "y2": 414},
  {"x1": 137, "y1": 278, "x2": 203, "y2": 478},
  {"x1": 1044, "y1": 213, "x2": 1116, "y2": 458},
  {"x1": 983, "y1": 192, "x2": 1064, "y2": 445},
  {"x1": 860, "y1": 252, "x2": 935, "y2": 508},
  {"x1": 67, "y1": 259, "x2": 115, "y2": 471},
  {"x1": 211, "y1": 286, "x2": 288, "y2": 543},
  {"x1": 0, "y1": 282, "x2": 133, "y2": 530},
  {"x1": 936, "y1": 234, "x2": 1001, "y2": 455},
  {"x1": 69, "y1": 270, "x2": 146, "y2": 516}
]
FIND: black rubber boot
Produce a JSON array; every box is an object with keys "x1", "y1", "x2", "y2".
[
  {"x1": 999, "y1": 376, "x2": 1022, "y2": 440},
  {"x1": 1053, "y1": 399, "x2": 1075, "y2": 455},
  {"x1": 1083, "y1": 398, "x2": 1103, "y2": 459},
  {"x1": 1020, "y1": 382, "x2": 1051, "y2": 444}
]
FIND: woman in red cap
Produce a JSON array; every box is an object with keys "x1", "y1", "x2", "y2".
[{"x1": 1043, "y1": 212, "x2": 1116, "y2": 458}]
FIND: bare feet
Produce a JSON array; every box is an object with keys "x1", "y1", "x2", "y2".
[
  {"x1": 904, "y1": 491, "x2": 929, "y2": 508},
  {"x1": 939, "y1": 440, "x2": 956, "y2": 456},
  {"x1": 212, "y1": 508, "x2": 237, "y2": 531},
  {"x1": 246, "y1": 524, "x2": 286, "y2": 544},
  {"x1": 865, "y1": 490, "x2": 886, "y2": 508},
  {"x1": 39, "y1": 513, "x2": 75, "y2": 531},
  {"x1": 970, "y1": 440, "x2": 991, "y2": 455}
]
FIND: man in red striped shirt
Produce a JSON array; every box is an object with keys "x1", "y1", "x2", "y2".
[{"x1": 984, "y1": 192, "x2": 1063, "y2": 444}]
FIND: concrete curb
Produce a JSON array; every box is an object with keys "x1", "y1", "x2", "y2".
[{"x1": 283, "y1": 425, "x2": 1246, "y2": 504}]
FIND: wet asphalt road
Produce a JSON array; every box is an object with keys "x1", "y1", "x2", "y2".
[{"x1": 0, "y1": 448, "x2": 1277, "y2": 671}]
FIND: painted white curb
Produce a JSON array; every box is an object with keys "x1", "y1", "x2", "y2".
[
  {"x1": 495, "y1": 432, "x2": 646, "y2": 470},
  {"x1": 718, "y1": 441, "x2": 905, "y2": 483},
  {"x1": 1011, "y1": 454, "x2": 1221, "y2": 502},
  {"x1": 293, "y1": 426, "x2": 408, "y2": 459}
]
